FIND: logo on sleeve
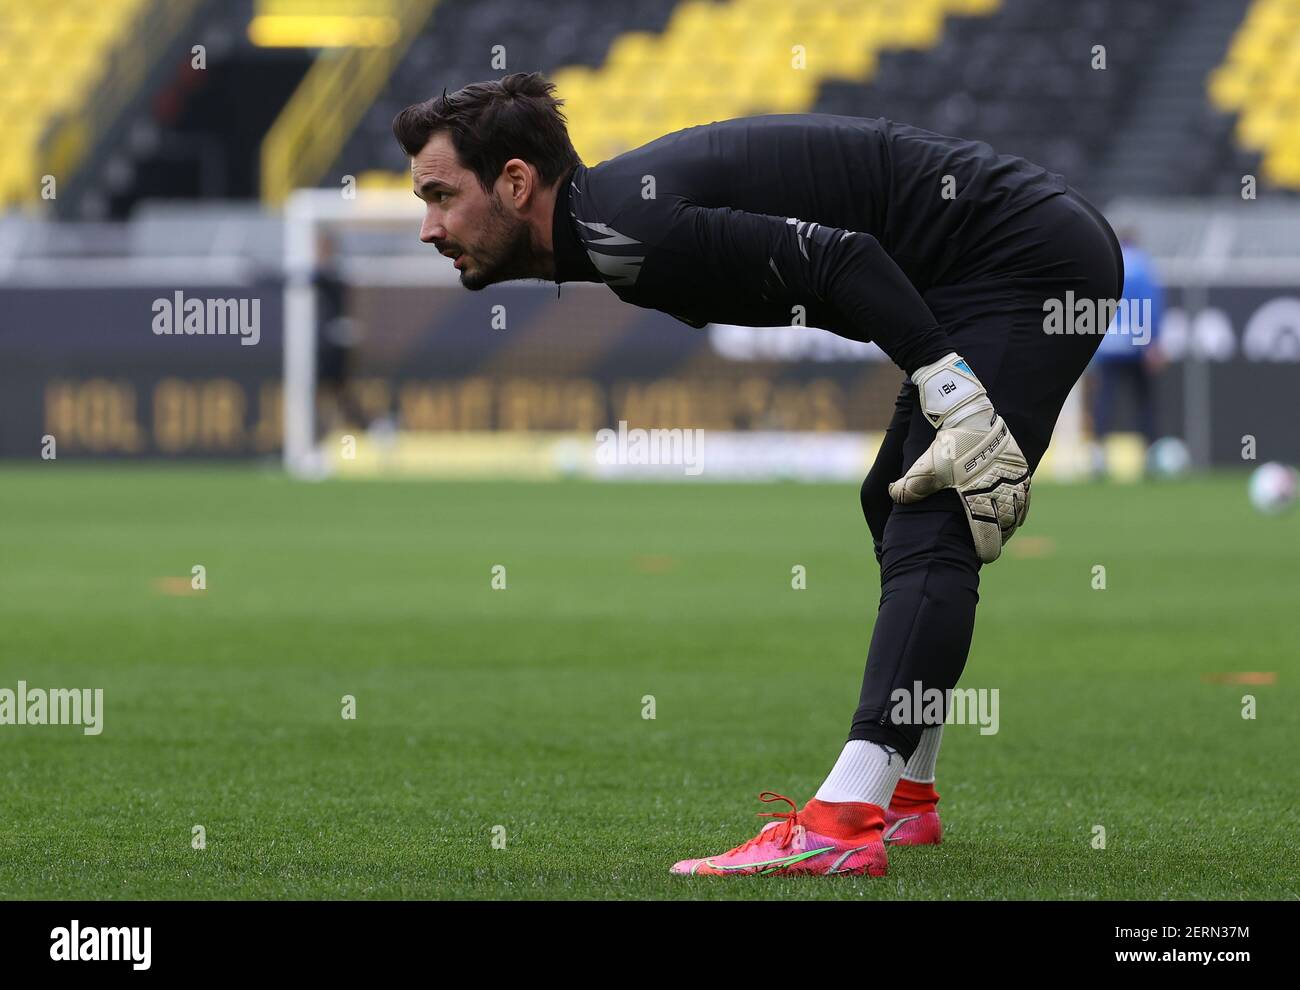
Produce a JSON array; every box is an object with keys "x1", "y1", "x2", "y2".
[
  {"x1": 786, "y1": 217, "x2": 819, "y2": 260},
  {"x1": 575, "y1": 218, "x2": 644, "y2": 286}
]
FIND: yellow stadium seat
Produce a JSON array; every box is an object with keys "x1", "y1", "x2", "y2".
[
  {"x1": 519, "y1": 0, "x2": 994, "y2": 172},
  {"x1": 0, "y1": 0, "x2": 177, "y2": 206},
  {"x1": 1209, "y1": 0, "x2": 1300, "y2": 188},
  {"x1": 1262, "y1": 148, "x2": 1300, "y2": 185},
  {"x1": 1237, "y1": 107, "x2": 1285, "y2": 151}
]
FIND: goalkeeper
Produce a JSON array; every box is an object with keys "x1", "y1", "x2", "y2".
[{"x1": 394, "y1": 73, "x2": 1124, "y2": 877}]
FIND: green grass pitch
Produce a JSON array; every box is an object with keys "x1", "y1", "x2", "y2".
[{"x1": 0, "y1": 466, "x2": 1295, "y2": 900}]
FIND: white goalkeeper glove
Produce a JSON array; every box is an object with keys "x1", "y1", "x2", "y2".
[{"x1": 887, "y1": 352, "x2": 1031, "y2": 563}]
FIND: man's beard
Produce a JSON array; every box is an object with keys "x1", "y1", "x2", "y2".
[{"x1": 460, "y1": 192, "x2": 539, "y2": 291}]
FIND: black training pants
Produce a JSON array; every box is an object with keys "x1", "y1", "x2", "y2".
[{"x1": 849, "y1": 186, "x2": 1124, "y2": 759}]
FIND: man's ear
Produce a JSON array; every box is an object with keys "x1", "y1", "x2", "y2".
[{"x1": 503, "y1": 158, "x2": 538, "y2": 205}]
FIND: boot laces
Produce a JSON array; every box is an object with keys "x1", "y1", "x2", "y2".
[{"x1": 724, "y1": 792, "x2": 804, "y2": 856}]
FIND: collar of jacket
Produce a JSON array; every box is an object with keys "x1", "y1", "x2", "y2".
[{"x1": 551, "y1": 163, "x2": 604, "y2": 285}]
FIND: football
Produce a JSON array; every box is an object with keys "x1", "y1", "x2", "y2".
[
  {"x1": 1248, "y1": 461, "x2": 1298, "y2": 515},
  {"x1": 1148, "y1": 436, "x2": 1191, "y2": 477}
]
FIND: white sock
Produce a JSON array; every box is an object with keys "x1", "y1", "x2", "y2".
[
  {"x1": 901, "y1": 725, "x2": 943, "y2": 784},
  {"x1": 814, "y1": 739, "x2": 906, "y2": 807}
]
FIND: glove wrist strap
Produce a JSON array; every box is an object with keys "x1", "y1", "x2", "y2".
[{"x1": 912, "y1": 351, "x2": 993, "y2": 429}]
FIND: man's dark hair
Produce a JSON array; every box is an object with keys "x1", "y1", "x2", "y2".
[{"x1": 393, "y1": 72, "x2": 581, "y2": 192}]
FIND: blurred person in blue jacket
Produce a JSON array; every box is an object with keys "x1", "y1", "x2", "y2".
[{"x1": 1089, "y1": 228, "x2": 1165, "y2": 468}]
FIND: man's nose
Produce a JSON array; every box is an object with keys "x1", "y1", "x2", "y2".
[{"x1": 420, "y1": 209, "x2": 444, "y2": 244}]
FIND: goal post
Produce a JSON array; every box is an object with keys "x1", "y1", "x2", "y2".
[{"x1": 282, "y1": 186, "x2": 455, "y2": 477}]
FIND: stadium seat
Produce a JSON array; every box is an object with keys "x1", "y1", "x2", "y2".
[{"x1": 0, "y1": 0, "x2": 183, "y2": 208}]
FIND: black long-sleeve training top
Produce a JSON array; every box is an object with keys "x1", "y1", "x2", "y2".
[{"x1": 550, "y1": 112, "x2": 1067, "y2": 375}]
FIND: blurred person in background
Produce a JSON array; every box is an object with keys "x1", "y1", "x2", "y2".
[
  {"x1": 1088, "y1": 227, "x2": 1166, "y2": 474},
  {"x1": 313, "y1": 231, "x2": 367, "y2": 436}
]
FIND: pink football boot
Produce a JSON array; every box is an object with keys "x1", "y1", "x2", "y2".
[
  {"x1": 671, "y1": 791, "x2": 889, "y2": 877},
  {"x1": 883, "y1": 778, "x2": 943, "y2": 846}
]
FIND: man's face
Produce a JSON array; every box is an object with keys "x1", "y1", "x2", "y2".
[{"x1": 411, "y1": 131, "x2": 534, "y2": 291}]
